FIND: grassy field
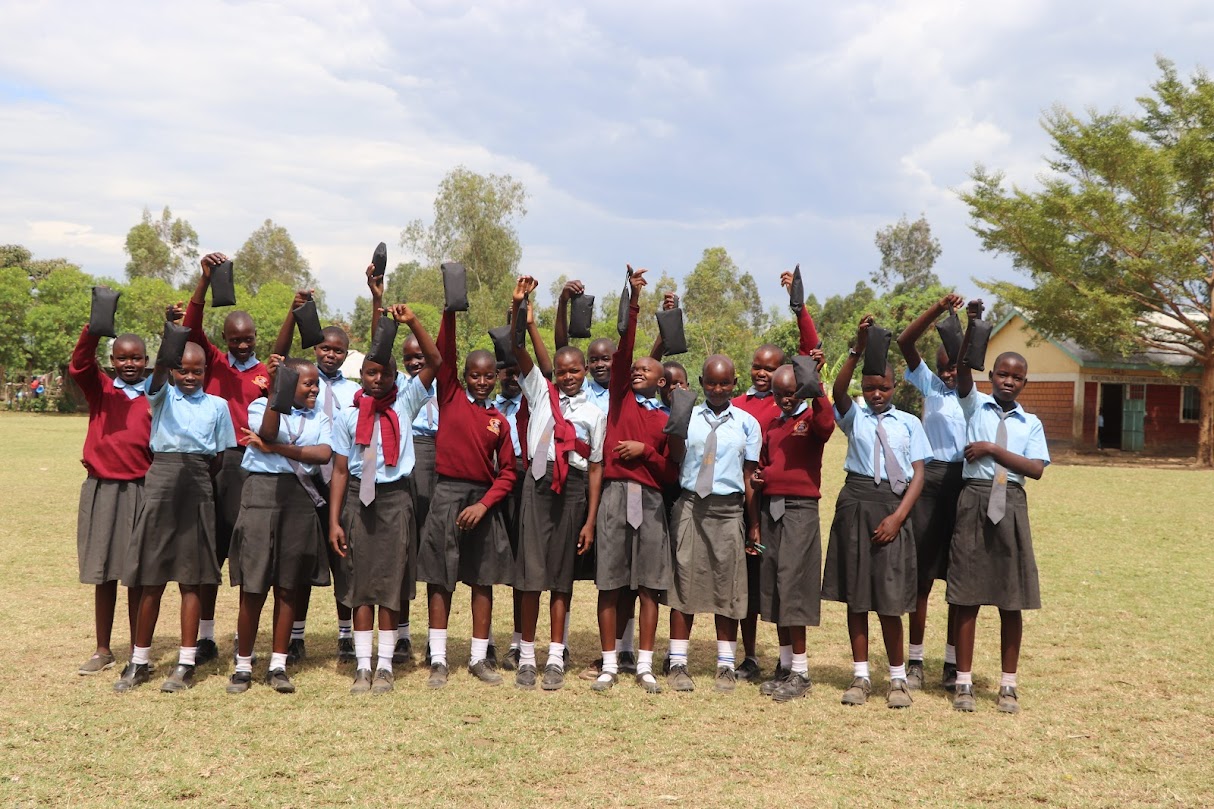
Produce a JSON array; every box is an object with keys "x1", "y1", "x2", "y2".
[{"x1": 1, "y1": 412, "x2": 1211, "y2": 808}]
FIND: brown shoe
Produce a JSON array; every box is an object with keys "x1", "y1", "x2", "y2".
[
  {"x1": 428, "y1": 662, "x2": 449, "y2": 689},
  {"x1": 578, "y1": 657, "x2": 603, "y2": 681},
  {"x1": 265, "y1": 668, "x2": 296, "y2": 694},
  {"x1": 714, "y1": 666, "x2": 737, "y2": 693},
  {"x1": 160, "y1": 663, "x2": 195, "y2": 693},
  {"x1": 668, "y1": 664, "x2": 695, "y2": 692},
  {"x1": 997, "y1": 685, "x2": 1020, "y2": 714},
  {"x1": 468, "y1": 659, "x2": 503, "y2": 685},
  {"x1": 841, "y1": 676, "x2": 871, "y2": 706},
  {"x1": 906, "y1": 661, "x2": 925, "y2": 690},
  {"x1": 78, "y1": 652, "x2": 116, "y2": 676},
  {"x1": 371, "y1": 668, "x2": 394, "y2": 695},
  {"x1": 953, "y1": 683, "x2": 976, "y2": 712},
  {"x1": 886, "y1": 678, "x2": 913, "y2": 708}
]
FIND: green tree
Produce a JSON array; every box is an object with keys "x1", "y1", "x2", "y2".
[
  {"x1": 673, "y1": 248, "x2": 768, "y2": 386},
  {"x1": 25, "y1": 262, "x2": 92, "y2": 372},
  {"x1": 123, "y1": 206, "x2": 199, "y2": 285},
  {"x1": 872, "y1": 214, "x2": 942, "y2": 292},
  {"x1": 961, "y1": 57, "x2": 1214, "y2": 465},
  {"x1": 233, "y1": 219, "x2": 318, "y2": 297},
  {"x1": 0, "y1": 266, "x2": 32, "y2": 382}
]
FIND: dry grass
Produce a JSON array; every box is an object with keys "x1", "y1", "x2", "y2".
[{"x1": 0, "y1": 413, "x2": 1211, "y2": 808}]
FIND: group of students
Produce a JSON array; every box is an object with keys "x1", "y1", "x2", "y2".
[{"x1": 71, "y1": 254, "x2": 1049, "y2": 712}]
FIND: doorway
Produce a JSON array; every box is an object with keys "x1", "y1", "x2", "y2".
[{"x1": 1099, "y1": 384, "x2": 1123, "y2": 450}]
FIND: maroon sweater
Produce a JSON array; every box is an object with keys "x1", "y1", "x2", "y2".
[
  {"x1": 68, "y1": 327, "x2": 152, "y2": 481},
  {"x1": 602, "y1": 303, "x2": 672, "y2": 490},
  {"x1": 433, "y1": 311, "x2": 517, "y2": 509},
  {"x1": 758, "y1": 395, "x2": 835, "y2": 498},
  {"x1": 184, "y1": 300, "x2": 269, "y2": 445},
  {"x1": 732, "y1": 306, "x2": 821, "y2": 429}
]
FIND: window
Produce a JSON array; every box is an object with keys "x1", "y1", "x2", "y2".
[{"x1": 1180, "y1": 386, "x2": 1200, "y2": 423}]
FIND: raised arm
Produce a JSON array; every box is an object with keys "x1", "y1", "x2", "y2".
[
  {"x1": 833, "y1": 316, "x2": 872, "y2": 418},
  {"x1": 272, "y1": 290, "x2": 312, "y2": 357},
  {"x1": 898, "y1": 293, "x2": 965, "y2": 372},
  {"x1": 554, "y1": 279, "x2": 582, "y2": 349},
  {"x1": 389, "y1": 303, "x2": 442, "y2": 389},
  {"x1": 435, "y1": 309, "x2": 460, "y2": 401},
  {"x1": 258, "y1": 354, "x2": 285, "y2": 442},
  {"x1": 509, "y1": 276, "x2": 540, "y2": 377},
  {"x1": 185, "y1": 252, "x2": 227, "y2": 351},
  {"x1": 955, "y1": 299, "x2": 983, "y2": 399},
  {"x1": 527, "y1": 294, "x2": 553, "y2": 378},
  {"x1": 807, "y1": 349, "x2": 836, "y2": 440},
  {"x1": 68, "y1": 326, "x2": 104, "y2": 402},
  {"x1": 648, "y1": 291, "x2": 678, "y2": 361},
  {"x1": 610, "y1": 267, "x2": 647, "y2": 406},
  {"x1": 779, "y1": 271, "x2": 821, "y2": 353}
]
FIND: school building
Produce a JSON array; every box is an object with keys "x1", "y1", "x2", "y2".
[{"x1": 978, "y1": 311, "x2": 1202, "y2": 454}]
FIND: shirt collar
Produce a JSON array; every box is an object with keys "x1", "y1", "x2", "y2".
[
  {"x1": 586, "y1": 379, "x2": 609, "y2": 396},
  {"x1": 982, "y1": 398, "x2": 1027, "y2": 420},
  {"x1": 696, "y1": 402, "x2": 734, "y2": 420},
  {"x1": 636, "y1": 393, "x2": 668, "y2": 412},
  {"x1": 113, "y1": 377, "x2": 147, "y2": 398},
  {"x1": 495, "y1": 393, "x2": 521, "y2": 410},
  {"x1": 560, "y1": 389, "x2": 588, "y2": 407},
  {"x1": 783, "y1": 401, "x2": 809, "y2": 419},
  {"x1": 170, "y1": 384, "x2": 206, "y2": 402},
  {"x1": 319, "y1": 369, "x2": 344, "y2": 384},
  {"x1": 467, "y1": 391, "x2": 490, "y2": 408},
  {"x1": 228, "y1": 353, "x2": 259, "y2": 372},
  {"x1": 746, "y1": 387, "x2": 772, "y2": 399},
  {"x1": 861, "y1": 403, "x2": 899, "y2": 419}
]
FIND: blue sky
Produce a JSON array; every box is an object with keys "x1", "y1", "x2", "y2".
[{"x1": 2, "y1": 1, "x2": 1212, "y2": 315}]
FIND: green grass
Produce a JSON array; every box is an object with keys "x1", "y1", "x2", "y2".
[{"x1": 0, "y1": 412, "x2": 1211, "y2": 808}]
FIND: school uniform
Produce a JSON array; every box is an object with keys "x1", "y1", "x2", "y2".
[
  {"x1": 332, "y1": 377, "x2": 431, "y2": 612},
  {"x1": 594, "y1": 303, "x2": 676, "y2": 594},
  {"x1": 757, "y1": 396, "x2": 835, "y2": 627},
  {"x1": 904, "y1": 363, "x2": 967, "y2": 585},
  {"x1": 417, "y1": 311, "x2": 518, "y2": 593},
  {"x1": 69, "y1": 327, "x2": 153, "y2": 585},
  {"x1": 667, "y1": 404, "x2": 762, "y2": 620},
  {"x1": 515, "y1": 366, "x2": 606, "y2": 593},
  {"x1": 395, "y1": 371, "x2": 439, "y2": 602},
  {"x1": 227, "y1": 399, "x2": 332, "y2": 594},
  {"x1": 184, "y1": 300, "x2": 270, "y2": 566},
  {"x1": 305, "y1": 369, "x2": 361, "y2": 592},
  {"x1": 821, "y1": 403, "x2": 932, "y2": 615},
  {"x1": 946, "y1": 390, "x2": 1050, "y2": 611},
  {"x1": 124, "y1": 382, "x2": 237, "y2": 587},
  {"x1": 494, "y1": 390, "x2": 529, "y2": 555},
  {"x1": 582, "y1": 378, "x2": 611, "y2": 415}
]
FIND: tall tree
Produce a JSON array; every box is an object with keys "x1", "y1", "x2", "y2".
[
  {"x1": 123, "y1": 206, "x2": 199, "y2": 285},
  {"x1": 961, "y1": 57, "x2": 1214, "y2": 465},
  {"x1": 676, "y1": 248, "x2": 768, "y2": 386},
  {"x1": 233, "y1": 219, "x2": 317, "y2": 296},
  {"x1": 872, "y1": 214, "x2": 942, "y2": 292},
  {"x1": 24, "y1": 262, "x2": 93, "y2": 372}
]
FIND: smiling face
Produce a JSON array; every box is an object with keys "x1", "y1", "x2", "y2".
[
  {"x1": 359, "y1": 357, "x2": 395, "y2": 398},
  {"x1": 771, "y1": 365, "x2": 801, "y2": 416},
  {"x1": 700, "y1": 356, "x2": 737, "y2": 410},
  {"x1": 554, "y1": 346, "x2": 588, "y2": 397},
  {"x1": 630, "y1": 356, "x2": 666, "y2": 399},
  {"x1": 498, "y1": 364, "x2": 522, "y2": 399},
  {"x1": 989, "y1": 352, "x2": 1029, "y2": 406},
  {"x1": 861, "y1": 367, "x2": 896, "y2": 414},
  {"x1": 313, "y1": 328, "x2": 349, "y2": 377},
  {"x1": 935, "y1": 346, "x2": 957, "y2": 390},
  {"x1": 222, "y1": 312, "x2": 257, "y2": 364},
  {"x1": 749, "y1": 345, "x2": 784, "y2": 393},
  {"x1": 587, "y1": 338, "x2": 615, "y2": 387},
  {"x1": 173, "y1": 343, "x2": 207, "y2": 395},
  {"x1": 110, "y1": 335, "x2": 147, "y2": 384},
  {"x1": 400, "y1": 335, "x2": 426, "y2": 378},
  {"x1": 293, "y1": 363, "x2": 320, "y2": 410},
  {"x1": 464, "y1": 350, "x2": 498, "y2": 402},
  {"x1": 661, "y1": 362, "x2": 688, "y2": 407}
]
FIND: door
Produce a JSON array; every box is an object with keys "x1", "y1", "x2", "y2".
[
  {"x1": 1122, "y1": 387, "x2": 1145, "y2": 452},
  {"x1": 1099, "y1": 384, "x2": 1123, "y2": 449}
]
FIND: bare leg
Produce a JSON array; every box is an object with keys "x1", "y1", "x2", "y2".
[
  {"x1": 740, "y1": 614, "x2": 758, "y2": 658},
  {"x1": 236, "y1": 589, "x2": 268, "y2": 657},
  {"x1": 353, "y1": 604, "x2": 375, "y2": 632},
  {"x1": 378, "y1": 605, "x2": 398, "y2": 631},
  {"x1": 999, "y1": 609, "x2": 1022, "y2": 674},
  {"x1": 271, "y1": 587, "x2": 294, "y2": 655},
  {"x1": 637, "y1": 588, "x2": 660, "y2": 651},
  {"x1": 125, "y1": 586, "x2": 142, "y2": 653},
  {"x1": 715, "y1": 614, "x2": 737, "y2": 643},
  {"x1": 909, "y1": 584, "x2": 931, "y2": 648},
  {"x1": 955, "y1": 605, "x2": 980, "y2": 672},
  {"x1": 788, "y1": 625, "x2": 806, "y2": 656},
  {"x1": 94, "y1": 581, "x2": 118, "y2": 655},
  {"x1": 427, "y1": 585, "x2": 452, "y2": 630},
  {"x1": 178, "y1": 584, "x2": 201, "y2": 648},
  {"x1": 549, "y1": 592, "x2": 570, "y2": 646},
  {"x1": 669, "y1": 608, "x2": 694, "y2": 642},
  {"x1": 200, "y1": 583, "x2": 218, "y2": 623},
  {"x1": 470, "y1": 585, "x2": 494, "y2": 639},
  {"x1": 877, "y1": 614, "x2": 905, "y2": 667},
  {"x1": 520, "y1": 591, "x2": 541, "y2": 644},
  {"x1": 597, "y1": 588, "x2": 619, "y2": 651},
  {"x1": 134, "y1": 584, "x2": 167, "y2": 648},
  {"x1": 847, "y1": 610, "x2": 869, "y2": 663}
]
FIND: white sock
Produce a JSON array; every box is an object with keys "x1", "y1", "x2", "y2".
[
  {"x1": 510, "y1": 631, "x2": 522, "y2": 651},
  {"x1": 890, "y1": 663, "x2": 907, "y2": 682},
  {"x1": 337, "y1": 619, "x2": 353, "y2": 639},
  {"x1": 601, "y1": 649, "x2": 619, "y2": 675},
  {"x1": 778, "y1": 644, "x2": 793, "y2": 670},
  {"x1": 716, "y1": 640, "x2": 736, "y2": 671},
  {"x1": 791, "y1": 652, "x2": 808, "y2": 675},
  {"x1": 908, "y1": 643, "x2": 924, "y2": 662},
  {"x1": 669, "y1": 639, "x2": 689, "y2": 667},
  {"x1": 1001, "y1": 671, "x2": 1018, "y2": 688},
  {"x1": 235, "y1": 654, "x2": 253, "y2": 674},
  {"x1": 377, "y1": 629, "x2": 396, "y2": 672},
  {"x1": 429, "y1": 629, "x2": 448, "y2": 667},
  {"x1": 291, "y1": 621, "x2": 306, "y2": 641},
  {"x1": 520, "y1": 640, "x2": 536, "y2": 667},
  {"x1": 398, "y1": 621, "x2": 411, "y2": 641},
  {"x1": 198, "y1": 619, "x2": 215, "y2": 641},
  {"x1": 132, "y1": 645, "x2": 151, "y2": 666},
  {"x1": 270, "y1": 652, "x2": 288, "y2": 671},
  {"x1": 944, "y1": 643, "x2": 957, "y2": 665},
  {"x1": 470, "y1": 637, "x2": 489, "y2": 665},
  {"x1": 353, "y1": 629, "x2": 373, "y2": 670},
  {"x1": 563, "y1": 612, "x2": 571, "y2": 646},
  {"x1": 956, "y1": 670, "x2": 973, "y2": 687},
  {"x1": 637, "y1": 649, "x2": 654, "y2": 676},
  {"x1": 853, "y1": 660, "x2": 870, "y2": 680},
  {"x1": 178, "y1": 646, "x2": 197, "y2": 666},
  {"x1": 618, "y1": 618, "x2": 636, "y2": 653},
  {"x1": 547, "y1": 642, "x2": 566, "y2": 670}
]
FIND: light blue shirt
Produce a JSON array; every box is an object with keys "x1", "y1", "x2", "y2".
[
  {"x1": 583, "y1": 378, "x2": 611, "y2": 415},
  {"x1": 316, "y1": 370, "x2": 360, "y2": 419},
  {"x1": 396, "y1": 372, "x2": 439, "y2": 437},
  {"x1": 835, "y1": 402, "x2": 932, "y2": 482},
  {"x1": 959, "y1": 389, "x2": 1050, "y2": 486},
  {"x1": 636, "y1": 393, "x2": 669, "y2": 413},
  {"x1": 148, "y1": 383, "x2": 236, "y2": 456},
  {"x1": 113, "y1": 377, "x2": 148, "y2": 400},
  {"x1": 679, "y1": 403, "x2": 762, "y2": 495},
  {"x1": 904, "y1": 363, "x2": 967, "y2": 463},
  {"x1": 228, "y1": 353, "x2": 260, "y2": 372},
  {"x1": 493, "y1": 393, "x2": 524, "y2": 456},
  {"x1": 331, "y1": 375, "x2": 431, "y2": 483},
  {"x1": 240, "y1": 399, "x2": 332, "y2": 476}
]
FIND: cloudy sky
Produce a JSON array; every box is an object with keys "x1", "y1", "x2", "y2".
[{"x1": 2, "y1": 1, "x2": 1212, "y2": 315}]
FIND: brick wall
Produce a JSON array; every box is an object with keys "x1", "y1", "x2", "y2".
[
  {"x1": 1144, "y1": 384, "x2": 1199, "y2": 452},
  {"x1": 1083, "y1": 382, "x2": 1098, "y2": 447},
  {"x1": 976, "y1": 380, "x2": 1074, "y2": 443}
]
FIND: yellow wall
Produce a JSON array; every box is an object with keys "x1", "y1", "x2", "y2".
[{"x1": 988, "y1": 315, "x2": 1080, "y2": 375}]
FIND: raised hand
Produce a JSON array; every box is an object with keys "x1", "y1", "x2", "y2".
[
  {"x1": 854, "y1": 315, "x2": 874, "y2": 352},
  {"x1": 661, "y1": 291, "x2": 680, "y2": 311},
  {"x1": 560, "y1": 279, "x2": 585, "y2": 301},
  {"x1": 365, "y1": 263, "x2": 385, "y2": 299},
  {"x1": 966, "y1": 299, "x2": 984, "y2": 320},
  {"x1": 165, "y1": 302, "x2": 185, "y2": 323},
  {"x1": 200, "y1": 252, "x2": 227, "y2": 279}
]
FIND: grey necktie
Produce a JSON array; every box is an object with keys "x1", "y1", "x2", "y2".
[
  {"x1": 769, "y1": 495, "x2": 786, "y2": 521},
  {"x1": 320, "y1": 377, "x2": 335, "y2": 484},
  {"x1": 359, "y1": 419, "x2": 379, "y2": 506},
  {"x1": 694, "y1": 411, "x2": 731, "y2": 498},
  {"x1": 532, "y1": 415, "x2": 555, "y2": 480},
  {"x1": 987, "y1": 408, "x2": 1010, "y2": 524},
  {"x1": 424, "y1": 397, "x2": 437, "y2": 430},
  {"x1": 284, "y1": 415, "x2": 326, "y2": 507},
  {"x1": 874, "y1": 412, "x2": 908, "y2": 495},
  {"x1": 626, "y1": 482, "x2": 643, "y2": 529}
]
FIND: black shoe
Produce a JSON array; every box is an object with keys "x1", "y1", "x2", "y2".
[
  {"x1": 195, "y1": 638, "x2": 219, "y2": 666},
  {"x1": 760, "y1": 665, "x2": 791, "y2": 696},
  {"x1": 160, "y1": 663, "x2": 196, "y2": 693},
  {"x1": 515, "y1": 663, "x2": 538, "y2": 690},
  {"x1": 286, "y1": 638, "x2": 306, "y2": 665},
  {"x1": 591, "y1": 671, "x2": 618, "y2": 692},
  {"x1": 336, "y1": 636, "x2": 355, "y2": 663},
  {"x1": 113, "y1": 661, "x2": 152, "y2": 693},
  {"x1": 735, "y1": 657, "x2": 762, "y2": 682},
  {"x1": 428, "y1": 662, "x2": 449, "y2": 689},
  {"x1": 942, "y1": 662, "x2": 958, "y2": 691},
  {"x1": 635, "y1": 671, "x2": 662, "y2": 694},
  {"x1": 906, "y1": 660, "x2": 925, "y2": 690},
  {"x1": 541, "y1": 664, "x2": 566, "y2": 691},
  {"x1": 392, "y1": 636, "x2": 413, "y2": 666},
  {"x1": 953, "y1": 683, "x2": 976, "y2": 712},
  {"x1": 350, "y1": 668, "x2": 373, "y2": 695},
  {"x1": 486, "y1": 644, "x2": 498, "y2": 668},
  {"x1": 772, "y1": 671, "x2": 812, "y2": 702},
  {"x1": 266, "y1": 668, "x2": 296, "y2": 694},
  {"x1": 226, "y1": 670, "x2": 253, "y2": 694},
  {"x1": 618, "y1": 650, "x2": 637, "y2": 674},
  {"x1": 501, "y1": 646, "x2": 521, "y2": 672}
]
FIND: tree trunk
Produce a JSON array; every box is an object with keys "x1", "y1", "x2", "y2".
[{"x1": 1199, "y1": 358, "x2": 1214, "y2": 468}]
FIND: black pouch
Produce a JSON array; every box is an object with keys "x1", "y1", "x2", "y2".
[
  {"x1": 936, "y1": 308, "x2": 964, "y2": 366},
  {"x1": 89, "y1": 286, "x2": 120, "y2": 338},
  {"x1": 862, "y1": 324, "x2": 892, "y2": 377},
  {"x1": 663, "y1": 387, "x2": 697, "y2": 438},
  {"x1": 569, "y1": 293, "x2": 595, "y2": 338},
  {"x1": 964, "y1": 320, "x2": 993, "y2": 371},
  {"x1": 210, "y1": 260, "x2": 237, "y2": 307},
  {"x1": 656, "y1": 307, "x2": 688, "y2": 355},
  {"x1": 371, "y1": 242, "x2": 388, "y2": 278},
  {"x1": 488, "y1": 324, "x2": 513, "y2": 366},
  {"x1": 616, "y1": 274, "x2": 632, "y2": 335},
  {"x1": 270, "y1": 363, "x2": 299, "y2": 414},
  {"x1": 367, "y1": 315, "x2": 398, "y2": 367},
  {"x1": 789, "y1": 264, "x2": 804, "y2": 314},
  {"x1": 294, "y1": 298, "x2": 324, "y2": 349},
  {"x1": 157, "y1": 321, "x2": 191, "y2": 370},
  {"x1": 793, "y1": 354, "x2": 824, "y2": 399},
  {"x1": 441, "y1": 262, "x2": 469, "y2": 311},
  {"x1": 513, "y1": 298, "x2": 529, "y2": 349}
]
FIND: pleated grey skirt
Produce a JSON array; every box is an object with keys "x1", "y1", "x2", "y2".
[
  {"x1": 946, "y1": 480, "x2": 1040, "y2": 610},
  {"x1": 515, "y1": 464, "x2": 587, "y2": 593},
  {"x1": 124, "y1": 453, "x2": 221, "y2": 587},
  {"x1": 821, "y1": 474, "x2": 917, "y2": 616},
  {"x1": 594, "y1": 479, "x2": 671, "y2": 593},
  {"x1": 406, "y1": 435, "x2": 437, "y2": 600},
  {"x1": 339, "y1": 476, "x2": 414, "y2": 612},
  {"x1": 667, "y1": 491, "x2": 747, "y2": 620},
  {"x1": 78, "y1": 477, "x2": 143, "y2": 585},
  {"x1": 758, "y1": 495, "x2": 822, "y2": 627},
  {"x1": 417, "y1": 477, "x2": 513, "y2": 592},
  {"x1": 229, "y1": 473, "x2": 328, "y2": 594},
  {"x1": 213, "y1": 447, "x2": 248, "y2": 564},
  {"x1": 908, "y1": 460, "x2": 964, "y2": 586}
]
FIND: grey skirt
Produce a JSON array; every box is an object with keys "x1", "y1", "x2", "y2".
[
  {"x1": 339, "y1": 476, "x2": 414, "y2": 612},
  {"x1": 594, "y1": 479, "x2": 671, "y2": 593},
  {"x1": 417, "y1": 477, "x2": 513, "y2": 592},
  {"x1": 515, "y1": 464, "x2": 588, "y2": 593},
  {"x1": 759, "y1": 495, "x2": 822, "y2": 627},
  {"x1": 213, "y1": 447, "x2": 248, "y2": 564},
  {"x1": 946, "y1": 480, "x2": 1040, "y2": 611},
  {"x1": 908, "y1": 460, "x2": 964, "y2": 586},
  {"x1": 821, "y1": 474, "x2": 917, "y2": 616},
  {"x1": 124, "y1": 453, "x2": 221, "y2": 587},
  {"x1": 411, "y1": 435, "x2": 437, "y2": 529},
  {"x1": 503, "y1": 460, "x2": 526, "y2": 553},
  {"x1": 78, "y1": 477, "x2": 143, "y2": 585},
  {"x1": 667, "y1": 491, "x2": 747, "y2": 620},
  {"x1": 229, "y1": 473, "x2": 328, "y2": 594}
]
